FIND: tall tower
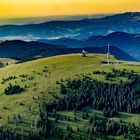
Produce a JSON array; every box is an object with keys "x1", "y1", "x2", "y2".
[{"x1": 107, "y1": 44, "x2": 110, "y2": 64}]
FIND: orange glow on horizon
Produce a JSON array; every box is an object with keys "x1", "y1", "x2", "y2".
[{"x1": 0, "y1": 0, "x2": 140, "y2": 18}]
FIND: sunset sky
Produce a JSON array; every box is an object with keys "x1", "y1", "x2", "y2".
[{"x1": 0, "y1": 0, "x2": 140, "y2": 18}]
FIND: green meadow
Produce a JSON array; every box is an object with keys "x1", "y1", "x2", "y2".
[{"x1": 0, "y1": 54, "x2": 140, "y2": 139}]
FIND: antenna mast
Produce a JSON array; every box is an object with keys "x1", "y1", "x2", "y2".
[{"x1": 107, "y1": 44, "x2": 110, "y2": 64}]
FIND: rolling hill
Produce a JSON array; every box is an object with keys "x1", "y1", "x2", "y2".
[
  {"x1": 0, "y1": 54, "x2": 140, "y2": 139},
  {"x1": 0, "y1": 40, "x2": 67, "y2": 61},
  {"x1": 0, "y1": 40, "x2": 136, "y2": 62}
]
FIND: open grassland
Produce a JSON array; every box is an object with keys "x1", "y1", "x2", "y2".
[{"x1": 0, "y1": 54, "x2": 140, "y2": 138}]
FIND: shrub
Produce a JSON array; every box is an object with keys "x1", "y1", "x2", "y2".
[{"x1": 4, "y1": 83, "x2": 24, "y2": 95}]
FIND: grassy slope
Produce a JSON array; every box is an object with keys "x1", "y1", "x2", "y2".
[
  {"x1": 0, "y1": 54, "x2": 140, "y2": 134},
  {"x1": 0, "y1": 58, "x2": 16, "y2": 65}
]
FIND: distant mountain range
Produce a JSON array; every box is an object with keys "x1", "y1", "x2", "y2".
[
  {"x1": 0, "y1": 14, "x2": 110, "y2": 25},
  {"x1": 0, "y1": 12, "x2": 140, "y2": 62},
  {"x1": 0, "y1": 40, "x2": 136, "y2": 62},
  {"x1": 0, "y1": 12, "x2": 140, "y2": 40},
  {"x1": 38, "y1": 32, "x2": 140, "y2": 61}
]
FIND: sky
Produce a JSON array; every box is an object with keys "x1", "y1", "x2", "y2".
[{"x1": 0, "y1": 0, "x2": 140, "y2": 18}]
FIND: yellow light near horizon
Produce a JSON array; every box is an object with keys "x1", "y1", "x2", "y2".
[{"x1": 0, "y1": 0, "x2": 140, "y2": 18}]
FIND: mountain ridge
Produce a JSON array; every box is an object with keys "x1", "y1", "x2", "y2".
[
  {"x1": 0, "y1": 12, "x2": 140, "y2": 39},
  {"x1": 39, "y1": 31, "x2": 140, "y2": 60},
  {"x1": 0, "y1": 40, "x2": 136, "y2": 62}
]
